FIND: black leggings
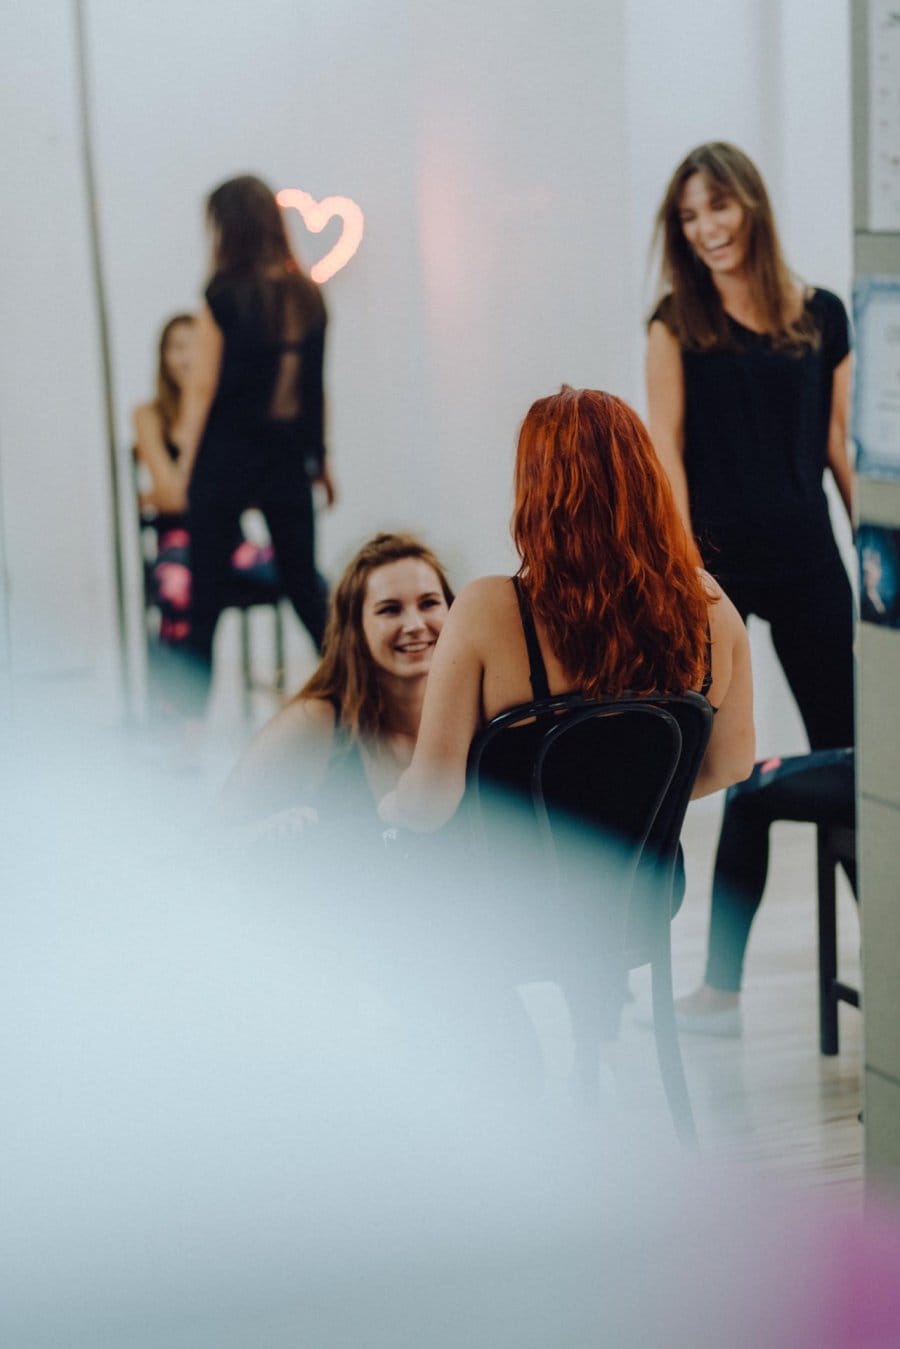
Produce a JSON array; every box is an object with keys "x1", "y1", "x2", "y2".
[
  {"x1": 723, "y1": 552, "x2": 855, "y2": 751},
  {"x1": 703, "y1": 554, "x2": 856, "y2": 991},
  {"x1": 184, "y1": 427, "x2": 328, "y2": 704},
  {"x1": 705, "y1": 750, "x2": 855, "y2": 992}
]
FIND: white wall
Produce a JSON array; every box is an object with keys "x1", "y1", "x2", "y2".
[
  {"x1": 0, "y1": 0, "x2": 120, "y2": 710},
  {"x1": 86, "y1": 0, "x2": 632, "y2": 591},
  {"x1": 1, "y1": 0, "x2": 855, "y2": 753},
  {"x1": 624, "y1": 0, "x2": 854, "y2": 757}
]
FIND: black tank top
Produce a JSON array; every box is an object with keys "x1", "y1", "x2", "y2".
[{"x1": 510, "y1": 577, "x2": 713, "y2": 701}]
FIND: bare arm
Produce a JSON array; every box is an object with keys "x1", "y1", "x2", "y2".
[
  {"x1": 646, "y1": 320, "x2": 703, "y2": 566},
  {"x1": 133, "y1": 404, "x2": 189, "y2": 514},
  {"x1": 691, "y1": 581, "x2": 755, "y2": 799},
  {"x1": 219, "y1": 696, "x2": 337, "y2": 825},
  {"x1": 379, "y1": 583, "x2": 486, "y2": 831},
  {"x1": 826, "y1": 353, "x2": 854, "y2": 525},
  {"x1": 170, "y1": 304, "x2": 223, "y2": 477}
]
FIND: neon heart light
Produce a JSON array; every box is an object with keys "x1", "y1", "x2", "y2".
[{"x1": 277, "y1": 188, "x2": 365, "y2": 283}]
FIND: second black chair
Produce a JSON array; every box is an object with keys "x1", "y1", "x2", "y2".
[{"x1": 465, "y1": 690, "x2": 713, "y2": 1148}]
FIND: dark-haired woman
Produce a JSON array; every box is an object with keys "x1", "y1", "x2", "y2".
[
  {"x1": 379, "y1": 387, "x2": 754, "y2": 833},
  {"x1": 646, "y1": 143, "x2": 855, "y2": 1032},
  {"x1": 646, "y1": 141, "x2": 854, "y2": 752},
  {"x1": 172, "y1": 174, "x2": 333, "y2": 702}
]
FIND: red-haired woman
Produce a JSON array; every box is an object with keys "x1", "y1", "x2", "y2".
[{"x1": 379, "y1": 387, "x2": 754, "y2": 832}]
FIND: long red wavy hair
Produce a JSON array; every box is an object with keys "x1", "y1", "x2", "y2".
[{"x1": 513, "y1": 387, "x2": 711, "y2": 697}]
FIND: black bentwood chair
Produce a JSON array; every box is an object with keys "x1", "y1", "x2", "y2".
[{"x1": 465, "y1": 690, "x2": 714, "y2": 1148}]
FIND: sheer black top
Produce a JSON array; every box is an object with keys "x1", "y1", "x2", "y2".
[{"x1": 203, "y1": 270, "x2": 328, "y2": 470}]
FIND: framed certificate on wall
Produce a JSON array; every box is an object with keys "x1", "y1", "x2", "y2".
[{"x1": 853, "y1": 275, "x2": 900, "y2": 476}]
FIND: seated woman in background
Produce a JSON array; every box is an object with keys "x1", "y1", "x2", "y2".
[
  {"x1": 134, "y1": 313, "x2": 195, "y2": 522},
  {"x1": 134, "y1": 312, "x2": 277, "y2": 648},
  {"x1": 220, "y1": 532, "x2": 453, "y2": 838},
  {"x1": 379, "y1": 387, "x2": 755, "y2": 832}
]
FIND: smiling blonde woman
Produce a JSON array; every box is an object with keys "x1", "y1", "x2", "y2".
[{"x1": 221, "y1": 532, "x2": 453, "y2": 835}]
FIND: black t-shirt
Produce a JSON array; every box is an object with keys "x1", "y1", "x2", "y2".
[
  {"x1": 651, "y1": 288, "x2": 850, "y2": 584},
  {"x1": 203, "y1": 271, "x2": 328, "y2": 469}
]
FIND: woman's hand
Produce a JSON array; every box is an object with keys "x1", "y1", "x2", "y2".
[
  {"x1": 245, "y1": 804, "x2": 320, "y2": 844},
  {"x1": 313, "y1": 461, "x2": 337, "y2": 508}
]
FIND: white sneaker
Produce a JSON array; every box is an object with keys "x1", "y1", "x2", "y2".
[
  {"x1": 633, "y1": 1002, "x2": 742, "y2": 1038},
  {"x1": 674, "y1": 1004, "x2": 742, "y2": 1038}
]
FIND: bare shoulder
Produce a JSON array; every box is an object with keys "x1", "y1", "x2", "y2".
[
  {"x1": 701, "y1": 573, "x2": 748, "y2": 670},
  {"x1": 269, "y1": 694, "x2": 337, "y2": 737},
  {"x1": 700, "y1": 569, "x2": 739, "y2": 625},
  {"x1": 457, "y1": 573, "x2": 514, "y2": 597},
  {"x1": 220, "y1": 694, "x2": 337, "y2": 819},
  {"x1": 446, "y1": 574, "x2": 516, "y2": 621},
  {"x1": 435, "y1": 575, "x2": 517, "y2": 658},
  {"x1": 698, "y1": 568, "x2": 723, "y2": 602},
  {"x1": 236, "y1": 693, "x2": 337, "y2": 775}
]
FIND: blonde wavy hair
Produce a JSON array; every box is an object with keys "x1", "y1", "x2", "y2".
[{"x1": 298, "y1": 533, "x2": 454, "y2": 741}]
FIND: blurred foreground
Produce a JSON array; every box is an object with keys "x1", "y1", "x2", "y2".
[{"x1": 1, "y1": 712, "x2": 898, "y2": 1348}]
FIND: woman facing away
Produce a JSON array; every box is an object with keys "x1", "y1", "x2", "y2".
[
  {"x1": 645, "y1": 143, "x2": 855, "y2": 1031},
  {"x1": 171, "y1": 173, "x2": 334, "y2": 704},
  {"x1": 379, "y1": 387, "x2": 755, "y2": 834},
  {"x1": 220, "y1": 533, "x2": 453, "y2": 838}
]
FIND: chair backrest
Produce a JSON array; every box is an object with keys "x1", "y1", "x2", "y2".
[
  {"x1": 625, "y1": 692, "x2": 713, "y2": 963},
  {"x1": 465, "y1": 691, "x2": 714, "y2": 966}
]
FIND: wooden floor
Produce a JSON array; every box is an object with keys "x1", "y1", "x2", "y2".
[{"x1": 523, "y1": 802, "x2": 864, "y2": 1205}]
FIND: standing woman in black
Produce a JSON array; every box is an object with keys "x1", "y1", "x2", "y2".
[
  {"x1": 646, "y1": 142, "x2": 854, "y2": 752},
  {"x1": 646, "y1": 143, "x2": 855, "y2": 1031},
  {"x1": 173, "y1": 174, "x2": 333, "y2": 701}
]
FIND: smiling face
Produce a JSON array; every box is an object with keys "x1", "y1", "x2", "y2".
[
  {"x1": 678, "y1": 171, "x2": 749, "y2": 277},
  {"x1": 361, "y1": 558, "x2": 449, "y2": 682}
]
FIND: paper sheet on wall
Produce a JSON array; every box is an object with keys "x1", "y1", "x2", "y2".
[
  {"x1": 853, "y1": 276, "x2": 900, "y2": 474},
  {"x1": 869, "y1": 0, "x2": 900, "y2": 231}
]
